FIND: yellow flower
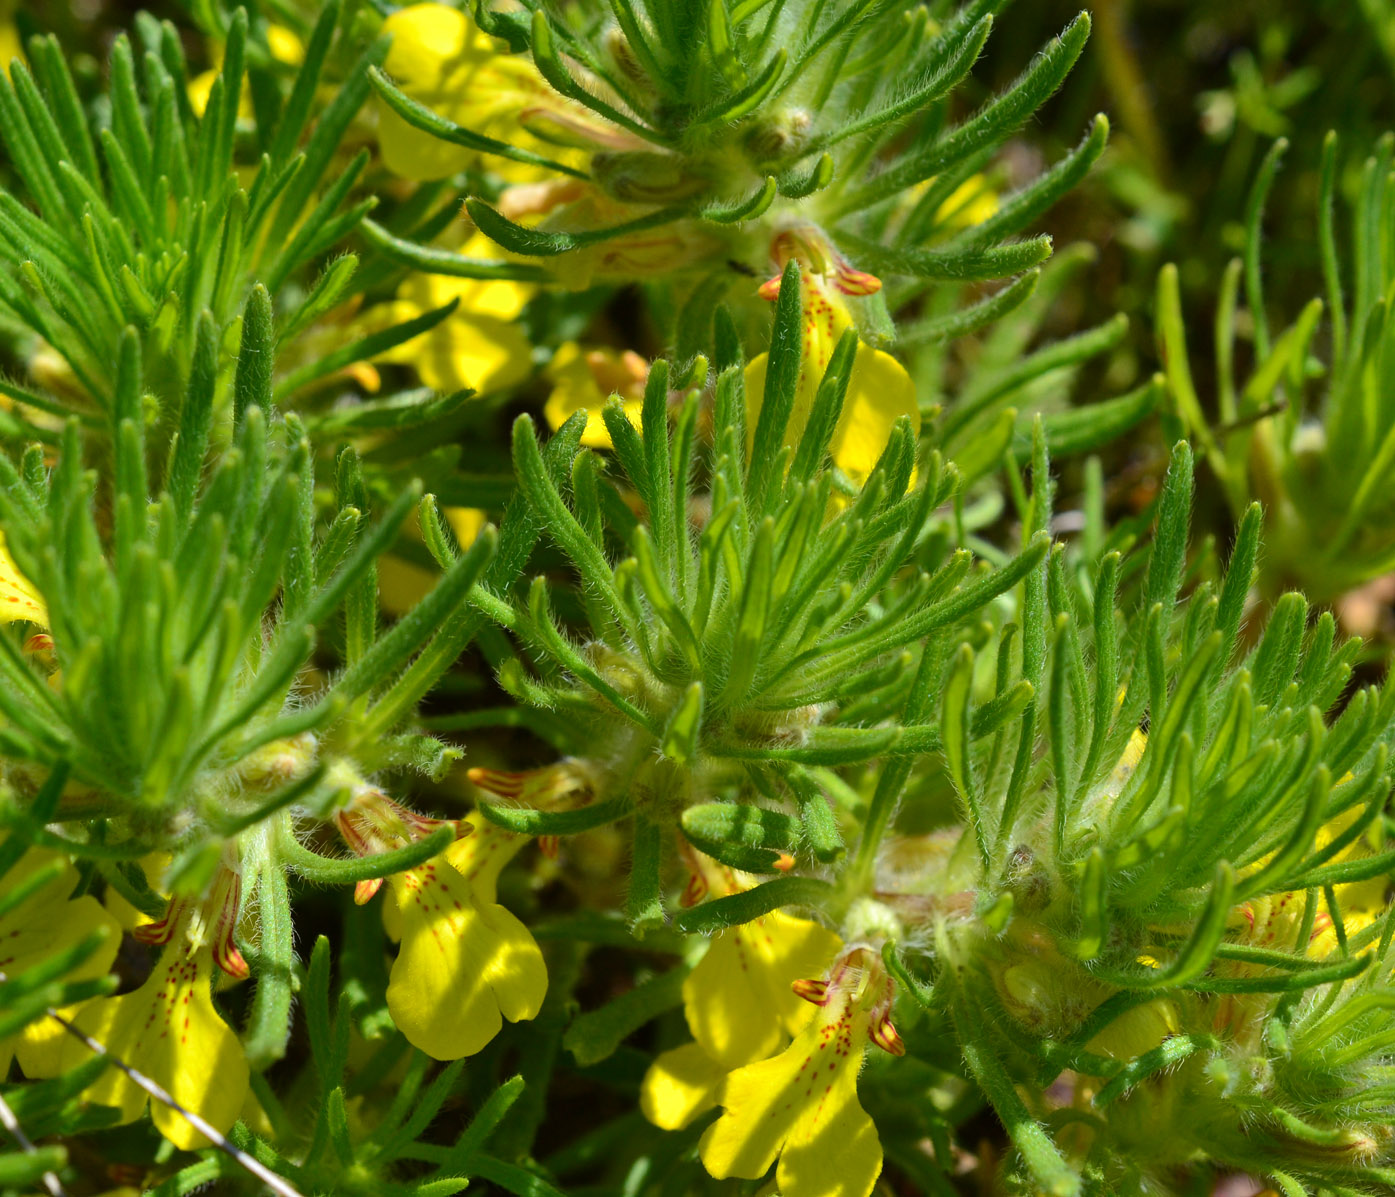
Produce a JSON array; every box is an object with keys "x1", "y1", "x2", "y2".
[
  {"x1": 265, "y1": 25, "x2": 305, "y2": 67},
  {"x1": 378, "y1": 504, "x2": 489, "y2": 617},
  {"x1": 1086, "y1": 996, "x2": 1181, "y2": 1060},
  {"x1": 378, "y1": 4, "x2": 592, "y2": 181},
  {"x1": 1234, "y1": 803, "x2": 1388, "y2": 959},
  {"x1": 642, "y1": 856, "x2": 843, "y2": 1131},
  {"x1": 684, "y1": 906, "x2": 844, "y2": 1067},
  {"x1": 744, "y1": 232, "x2": 919, "y2": 487},
  {"x1": 384, "y1": 814, "x2": 547, "y2": 1059},
  {"x1": 641, "y1": 1041, "x2": 731, "y2": 1131},
  {"x1": 888, "y1": 173, "x2": 999, "y2": 241},
  {"x1": 698, "y1": 948, "x2": 897, "y2": 1197},
  {"x1": 0, "y1": 2, "x2": 20, "y2": 78},
  {"x1": 377, "y1": 234, "x2": 535, "y2": 395},
  {"x1": 937, "y1": 175, "x2": 999, "y2": 228},
  {"x1": 335, "y1": 784, "x2": 553, "y2": 1061},
  {"x1": 393, "y1": 271, "x2": 533, "y2": 393},
  {"x1": 445, "y1": 506, "x2": 488, "y2": 547},
  {"x1": 543, "y1": 343, "x2": 648, "y2": 449},
  {"x1": 189, "y1": 24, "x2": 304, "y2": 118},
  {"x1": 0, "y1": 530, "x2": 45, "y2": 626},
  {"x1": 0, "y1": 844, "x2": 122, "y2": 1078},
  {"x1": 679, "y1": 862, "x2": 844, "y2": 1072},
  {"x1": 60, "y1": 867, "x2": 250, "y2": 1150}
]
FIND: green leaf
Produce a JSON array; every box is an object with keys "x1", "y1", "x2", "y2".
[
  {"x1": 1243, "y1": 136, "x2": 1288, "y2": 359},
  {"x1": 842, "y1": 233, "x2": 1053, "y2": 282},
  {"x1": 627, "y1": 814, "x2": 666, "y2": 933},
  {"x1": 723, "y1": 516, "x2": 776, "y2": 704},
  {"x1": 789, "y1": 327, "x2": 856, "y2": 486},
  {"x1": 435, "y1": 1076, "x2": 527, "y2": 1174},
  {"x1": 788, "y1": 768, "x2": 844, "y2": 862},
  {"x1": 841, "y1": 12, "x2": 1092, "y2": 210},
  {"x1": 956, "y1": 113, "x2": 1109, "y2": 249},
  {"x1": 269, "y1": 0, "x2": 341, "y2": 165},
  {"x1": 899, "y1": 270, "x2": 1040, "y2": 347},
  {"x1": 359, "y1": 217, "x2": 550, "y2": 282},
  {"x1": 943, "y1": 643, "x2": 989, "y2": 870},
  {"x1": 707, "y1": 0, "x2": 746, "y2": 87},
  {"x1": 950, "y1": 406, "x2": 1016, "y2": 484},
  {"x1": 672, "y1": 876, "x2": 834, "y2": 932},
  {"x1": 466, "y1": 197, "x2": 684, "y2": 258},
  {"x1": 1143, "y1": 441, "x2": 1194, "y2": 617},
  {"x1": 660, "y1": 682, "x2": 704, "y2": 765},
  {"x1": 281, "y1": 824, "x2": 457, "y2": 885},
  {"x1": 1093, "y1": 1035, "x2": 1208, "y2": 1107},
  {"x1": 947, "y1": 313, "x2": 1130, "y2": 444},
  {"x1": 470, "y1": 1156, "x2": 568, "y2": 1197},
  {"x1": 704, "y1": 48, "x2": 787, "y2": 122},
  {"x1": 308, "y1": 388, "x2": 472, "y2": 437},
  {"x1": 267, "y1": 34, "x2": 389, "y2": 248},
  {"x1": 334, "y1": 526, "x2": 496, "y2": 705},
  {"x1": 747, "y1": 259, "x2": 802, "y2": 512},
  {"x1": 563, "y1": 964, "x2": 690, "y2": 1066},
  {"x1": 243, "y1": 861, "x2": 295, "y2": 1070},
  {"x1": 262, "y1": 147, "x2": 373, "y2": 293},
  {"x1": 682, "y1": 801, "x2": 799, "y2": 859},
  {"x1": 703, "y1": 175, "x2": 778, "y2": 223},
  {"x1": 1077, "y1": 847, "x2": 1108, "y2": 960},
  {"x1": 279, "y1": 254, "x2": 361, "y2": 344},
  {"x1": 1011, "y1": 374, "x2": 1163, "y2": 458},
  {"x1": 527, "y1": 10, "x2": 666, "y2": 145},
  {"x1": 1106, "y1": 862, "x2": 1236, "y2": 990},
  {"x1": 776, "y1": 151, "x2": 834, "y2": 199},
  {"x1": 1181, "y1": 952, "x2": 1370, "y2": 994},
  {"x1": 478, "y1": 797, "x2": 631, "y2": 836},
  {"x1": 0, "y1": 1147, "x2": 67, "y2": 1189},
  {"x1": 166, "y1": 311, "x2": 218, "y2": 522},
  {"x1": 233, "y1": 285, "x2": 274, "y2": 426},
  {"x1": 526, "y1": 578, "x2": 659, "y2": 733},
  {"x1": 957, "y1": 1000, "x2": 1082, "y2": 1197}
]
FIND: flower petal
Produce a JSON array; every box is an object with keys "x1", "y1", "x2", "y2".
[
  {"x1": 384, "y1": 273, "x2": 534, "y2": 395},
  {"x1": 445, "y1": 812, "x2": 530, "y2": 901},
  {"x1": 377, "y1": 4, "x2": 563, "y2": 181},
  {"x1": 378, "y1": 5, "x2": 477, "y2": 180},
  {"x1": 446, "y1": 507, "x2": 488, "y2": 547},
  {"x1": 699, "y1": 993, "x2": 881, "y2": 1197},
  {"x1": 65, "y1": 947, "x2": 248, "y2": 1150},
  {"x1": 543, "y1": 343, "x2": 647, "y2": 449},
  {"x1": 0, "y1": 847, "x2": 122, "y2": 1078},
  {"x1": 683, "y1": 910, "x2": 842, "y2": 1068},
  {"x1": 828, "y1": 345, "x2": 919, "y2": 483},
  {"x1": 640, "y1": 1042, "x2": 726, "y2": 1130},
  {"x1": 12, "y1": 895, "x2": 122, "y2": 1078},
  {"x1": 0, "y1": 532, "x2": 45, "y2": 626},
  {"x1": 698, "y1": 1044, "x2": 797, "y2": 1181},
  {"x1": 386, "y1": 852, "x2": 547, "y2": 1060},
  {"x1": 775, "y1": 1064, "x2": 882, "y2": 1197}
]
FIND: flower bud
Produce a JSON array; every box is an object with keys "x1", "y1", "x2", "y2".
[
  {"x1": 842, "y1": 896, "x2": 904, "y2": 947},
  {"x1": 604, "y1": 25, "x2": 652, "y2": 88},
  {"x1": 743, "y1": 109, "x2": 811, "y2": 162},
  {"x1": 592, "y1": 151, "x2": 712, "y2": 204}
]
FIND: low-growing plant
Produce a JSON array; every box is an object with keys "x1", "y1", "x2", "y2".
[{"x1": 0, "y1": 4, "x2": 1390, "y2": 1197}]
